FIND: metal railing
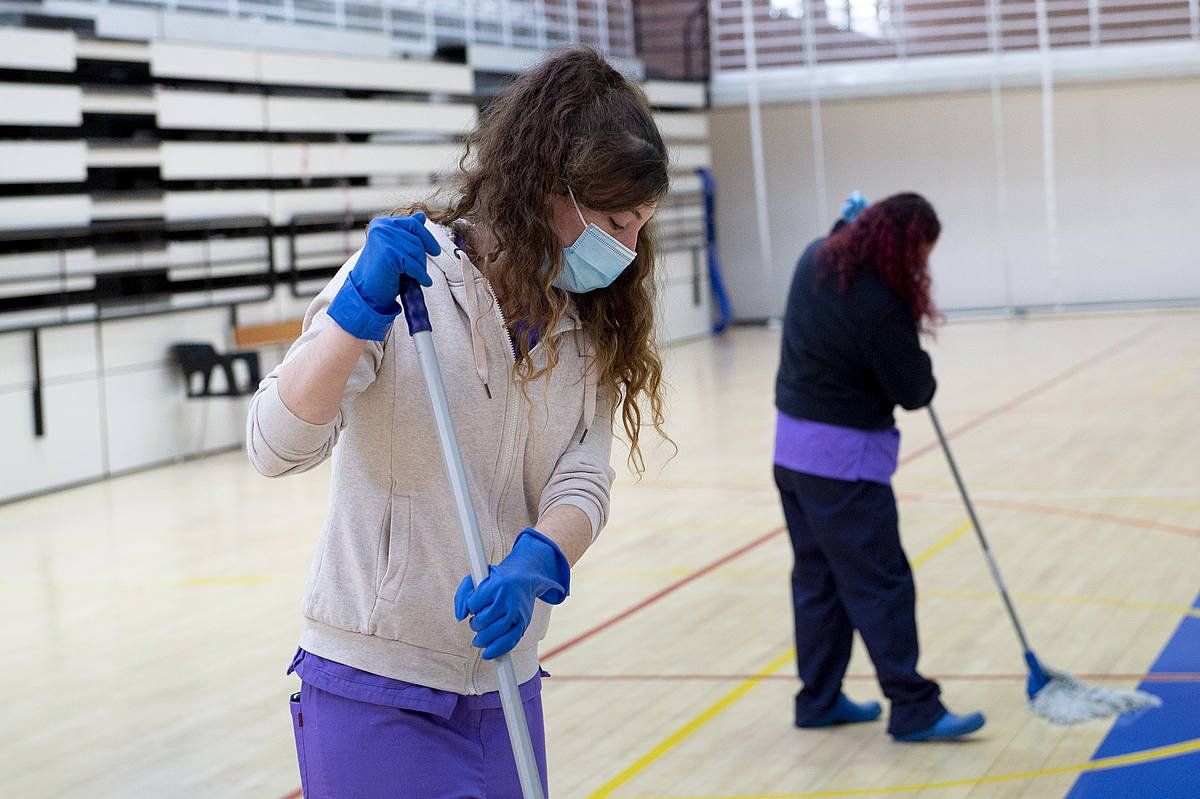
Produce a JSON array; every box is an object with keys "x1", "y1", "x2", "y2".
[
  {"x1": 84, "y1": 0, "x2": 637, "y2": 57},
  {"x1": 712, "y1": 0, "x2": 1200, "y2": 72}
]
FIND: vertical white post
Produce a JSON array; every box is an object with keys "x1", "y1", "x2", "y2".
[
  {"x1": 502, "y1": 0, "x2": 513, "y2": 46},
  {"x1": 895, "y1": 0, "x2": 909, "y2": 59},
  {"x1": 598, "y1": 0, "x2": 610, "y2": 54},
  {"x1": 987, "y1": 0, "x2": 1014, "y2": 312},
  {"x1": 334, "y1": 0, "x2": 346, "y2": 29},
  {"x1": 1034, "y1": 0, "x2": 1063, "y2": 309},
  {"x1": 802, "y1": 0, "x2": 828, "y2": 221},
  {"x1": 567, "y1": 0, "x2": 579, "y2": 42},
  {"x1": 1190, "y1": 0, "x2": 1199, "y2": 40},
  {"x1": 465, "y1": 0, "x2": 477, "y2": 46},
  {"x1": 534, "y1": 0, "x2": 548, "y2": 49},
  {"x1": 739, "y1": 0, "x2": 776, "y2": 316},
  {"x1": 1088, "y1": 0, "x2": 1101, "y2": 47},
  {"x1": 623, "y1": 0, "x2": 636, "y2": 57}
]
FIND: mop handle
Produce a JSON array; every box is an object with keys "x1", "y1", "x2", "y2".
[
  {"x1": 927, "y1": 404, "x2": 1036, "y2": 656},
  {"x1": 397, "y1": 275, "x2": 546, "y2": 799}
]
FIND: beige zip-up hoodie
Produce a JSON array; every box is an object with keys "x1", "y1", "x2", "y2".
[{"x1": 246, "y1": 220, "x2": 615, "y2": 694}]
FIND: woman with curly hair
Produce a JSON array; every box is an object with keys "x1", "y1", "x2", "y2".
[
  {"x1": 774, "y1": 193, "x2": 986, "y2": 742},
  {"x1": 248, "y1": 48, "x2": 667, "y2": 796}
]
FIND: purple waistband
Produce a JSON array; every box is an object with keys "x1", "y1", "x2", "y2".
[
  {"x1": 774, "y1": 411, "x2": 900, "y2": 485},
  {"x1": 288, "y1": 648, "x2": 542, "y2": 717}
]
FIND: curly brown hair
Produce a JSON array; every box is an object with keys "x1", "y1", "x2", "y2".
[
  {"x1": 818, "y1": 193, "x2": 943, "y2": 334},
  {"x1": 405, "y1": 47, "x2": 671, "y2": 473}
]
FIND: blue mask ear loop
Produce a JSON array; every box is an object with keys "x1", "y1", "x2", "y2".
[{"x1": 566, "y1": 186, "x2": 590, "y2": 240}]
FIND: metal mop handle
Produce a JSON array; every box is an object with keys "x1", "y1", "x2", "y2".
[
  {"x1": 397, "y1": 275, "x2": 546, "y2": 799},
  {"x1": 927, "y1": 404, "x2": 1036, "y2": 657}
]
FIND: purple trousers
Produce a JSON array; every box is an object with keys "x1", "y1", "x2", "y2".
[{"x1": 289, "y1": 681, "x2": 547, "y2": 798}]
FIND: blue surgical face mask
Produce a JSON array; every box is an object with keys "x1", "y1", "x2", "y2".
[{"x1": 553, "y1": 187, "x2": 636, "y2": 294}]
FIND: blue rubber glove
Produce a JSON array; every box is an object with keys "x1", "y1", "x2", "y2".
[
  {"x1": 841, "y1": 190, "x2": 868, "y2": 223},
  {"x1": 327, "y1": 212, "x2": 441, "y2": 341},
  {"x1": 453, "y1": 529, "x2": 571, "y2": 660}
]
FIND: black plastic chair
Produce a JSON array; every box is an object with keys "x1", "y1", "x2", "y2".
[{"x1": 171, "y1": 343, "x2": 261, "y2": 398}]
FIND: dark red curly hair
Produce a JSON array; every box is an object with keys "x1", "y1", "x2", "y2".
[{"x1": 818, "y1": 192, "x2": 942, "y2": 333}]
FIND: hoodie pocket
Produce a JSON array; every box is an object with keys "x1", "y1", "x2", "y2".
[
  {"x1": 375, "y1": 495, "x2": 412, "y2": 603},
  {"x1": 370, "y1": 496, "x2": 477, "y2": 654}
]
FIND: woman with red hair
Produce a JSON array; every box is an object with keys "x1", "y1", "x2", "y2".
[{"x1": 773, "y1": 192, "x2": 986, "y2": 742}]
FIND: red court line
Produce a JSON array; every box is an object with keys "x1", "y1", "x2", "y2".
[
  {"x1": 899, "y1": 494, "x2": 1200, "y2": 540},
  {"x1": 541, "y1": 525, "x2": 785, "y2": 662},
  {"x1": 898, "y1": 323, "x2": 1158, "y2": 466},
  {"x1": 546, "y1": 672, "x2": 1200, "y2": 684}
]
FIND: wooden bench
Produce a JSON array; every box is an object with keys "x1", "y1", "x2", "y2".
[{"x1": 233, "y1": 319, "x2": 304, "y2": 348}]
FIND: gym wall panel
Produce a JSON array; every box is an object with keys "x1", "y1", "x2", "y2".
[
  {"x1": 0, "y1": 84, "x2": 83, "y2": 127},
  {"x1": 41, "y1": 323, "x2": 100, "y2": 381},
  {"x1": 654, "y1": 112, "x2": 710, "y2": 140},
  {"x1": 149, "y1": 41, "x2": 260, "y2": 83},
  {"x1": 269, "y1": 185, "x2": 423, "y2": 223},
  {"x1": 0, "y1": 330, "x2": 31, "y2": 387},
  {"x1": 75, "y1": 38, "x2": 150, "y2": 63},
  {"x1": 0, "y1": 28, "x2": 76, "y2": 72},
  {"x1": 0, "y1": 249, "x2": 94, "y2": 281},
  {"x1": 81, "y1": 90, "x2": 158, "y2": 116},
  {"x1": 163, "y1": 190, "x2": 272, "y2": 220},
  {"x1": 102, "y1": 366, "x2": 248, "y2": 474},
  {"x1": 159, "y1": 142, "x2": 271, "y2": 180},
  {"x1": 0, "y1": 275, "x2": 94, "y2": 300},
  {"x1": 0, "y1": 195, "x2": 91, "y2": 231},
  {"x1": 709, "y1": 76, "x2": 1200, "y2": 316},
  {"x1": 644, "y1": 80, "x2": 707, "y2": 109},
  {"x1": 155, "y1": 89, "x2": 267, "y2": 131},
  {"x1": 99, "y1": 308, "x2": 228, "y2": 370},
  {"x1": 266, "y1": 143, "x2": 461, "y2": 180},
  {"x1": 669, "y1": 143, "x2": 712, "y2": 171},
  {"x1": 165, "y1": 237, "x2": 266, "y2": 267},
  {"x1": 159, "y1": 142, "x2": 461, "y2": 180},
  {"x1": 668, "y1": 173, "x2": 703, "y2": 195},
  {"x1": 0, "y1": 142, "x2": 87, "y2": 184},
  {"x1": 258, "y1": 51, "x2": 473, "y2": 94},
  {"x1": 263, "y1": 96, "x2": 477, "y2": 134},
  {"x1": 92, "y1": 196, "x2": 165, "y2": 221},
  {"x1": 86, "y1": 145, "x2": 162, "y2": 169},
  {"x1": 0, "y1": 380, "x2": 106, "y2": 502},
  {"x1": 659, "y1": 251, "x2": 712, "y2": 345},
  {"x1": 97, "y1": 308, "x2": 248, "y2": 473},
  {"x1": 1050, "y1": 79, "x2": 1200, "y2": 305},
  {"x1": 0, "y1": 324, "x2": 105, "y2": 503}
]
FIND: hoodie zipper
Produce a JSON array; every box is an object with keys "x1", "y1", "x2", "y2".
[{"x1": 483, "y1": 275, "x2": 520, "y2": 528}]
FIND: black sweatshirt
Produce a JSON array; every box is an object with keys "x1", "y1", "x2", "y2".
[{"x1": 774, "y1": 237, "x2": 936, "y2": 430}]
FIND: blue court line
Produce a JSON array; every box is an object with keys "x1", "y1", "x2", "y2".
[{"x1": 1065, "y1": 591, "x2": 1200, "y2": 799}]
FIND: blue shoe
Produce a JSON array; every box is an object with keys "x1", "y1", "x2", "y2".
[
  {"x1": 797, "y1": 693, "x2": 883, "y2": 728},
  {"x1": 893, "y1": 710, "x2": 986, "y2": 742}
]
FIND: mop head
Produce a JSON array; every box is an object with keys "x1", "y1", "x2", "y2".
[{"x1": 1028, "y1": 662, "x2": 1163, "y2": 726}]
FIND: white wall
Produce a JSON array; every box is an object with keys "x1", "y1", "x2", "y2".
[
  {"x1": 0, "y1": 297, "x2": 309, "y2": 503},
  {"x1": 709, "y1": 75, "x2": 1200, "y2": 319}
]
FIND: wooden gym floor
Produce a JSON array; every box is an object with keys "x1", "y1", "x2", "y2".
[{"x1": 1, "y1": 310, "x2": 1198, "y2": 798}]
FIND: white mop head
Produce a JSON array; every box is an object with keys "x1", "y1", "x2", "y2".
[{"x1": 1029, "y1": 663, "x2": 1163, "y2": 725}]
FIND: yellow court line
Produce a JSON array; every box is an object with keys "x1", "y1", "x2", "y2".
[
  {"x1": 587, "y1": 651, "x2": 797, "y2": 799},
  {"x1": 619, "y1": 736, "x2": 1200, "y2": 798},
  {"x1": 180, "y1": 575, "x2": 275, "y2": 587},
  {"x1": 1154, "y1": 353, "x2": 1200, "y2": 392},
  {"x1": 586, "y1": 521, "x2": 971, "y2": 799},
  {"x1": 909, "y1": 521, "x2": 972, "y2": 569}
]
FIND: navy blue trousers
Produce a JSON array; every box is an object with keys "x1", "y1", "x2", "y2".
[{"x1": 774, "y1": 465, "x2": 945, "y2": 737}]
